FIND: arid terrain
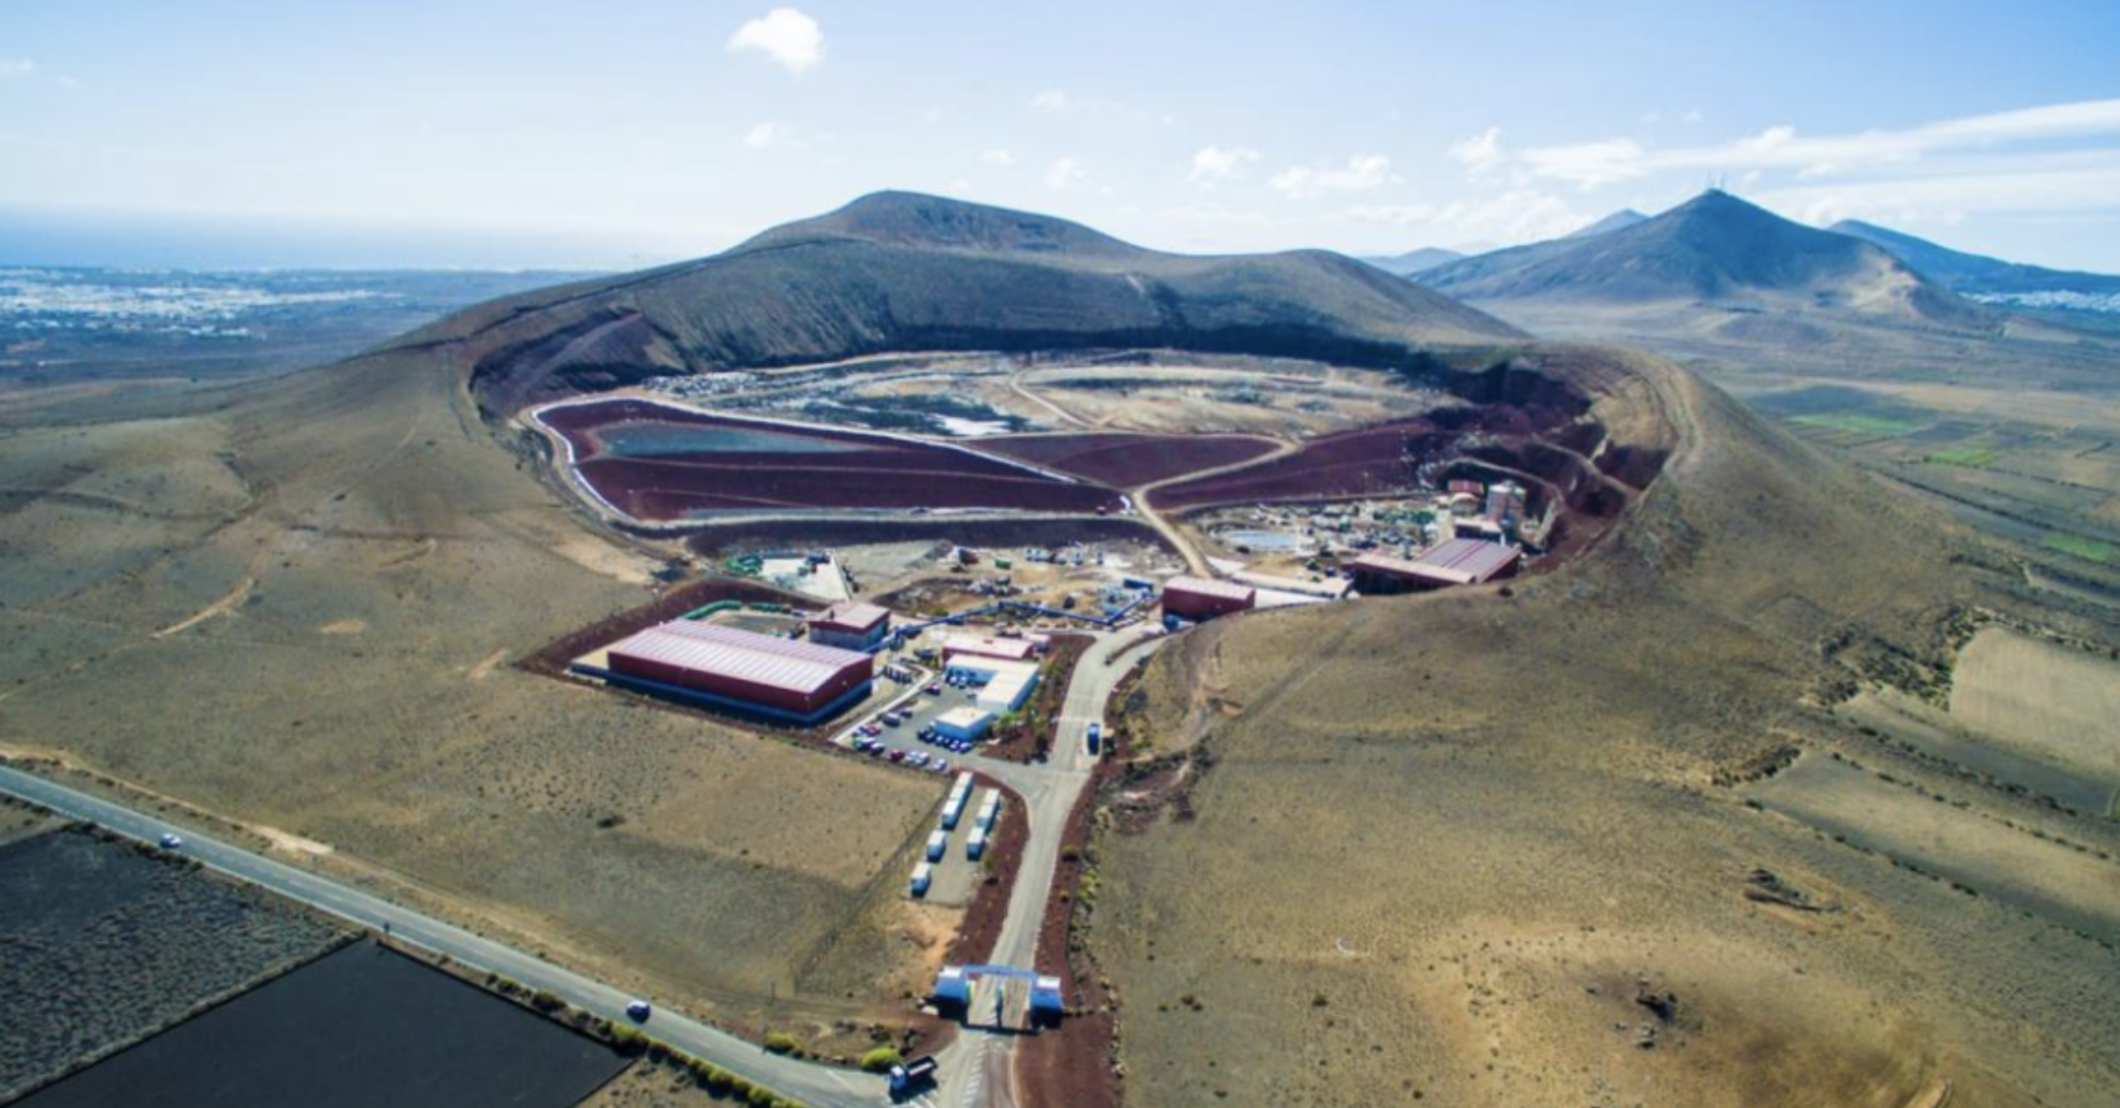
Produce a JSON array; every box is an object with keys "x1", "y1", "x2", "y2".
[
  {"x1": 1086, "y1": 344, "x2": 2120, "y2": 1107},
  {"x1": 0, "y1": 346, "x2": 950, "y2": 1054},
  {"x1": 3, "y1": 192, "x2": 2117, "y2": 1108}
]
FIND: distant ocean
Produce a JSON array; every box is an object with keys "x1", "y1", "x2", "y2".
[{"x1": 0, "y1": 207, "x2": 694, "y2": 272}]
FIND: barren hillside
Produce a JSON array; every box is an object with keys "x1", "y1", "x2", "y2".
[{"x1": 1090, "y1": 345, "x2": 2120, "y2": 1107}]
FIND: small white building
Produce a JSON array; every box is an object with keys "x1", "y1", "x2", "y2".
[{"x1": 935, "y1": 706, "x2": 995, "y2": 743}]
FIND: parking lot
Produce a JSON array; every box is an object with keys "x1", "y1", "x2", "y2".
[{"x1": 831, "y1": 654, "x2": 1011, "y2": 780}]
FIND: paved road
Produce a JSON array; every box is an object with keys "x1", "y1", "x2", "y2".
[
  {"x1": 0, "y1": 625, "x2": 1165, "y2": 1108},
  {"x1": 0, "y1": 764, "x2": 889, "y2": 1108},
  {"x1": 925, "y1": 626, "x2": 1164, "y2": 1108}
]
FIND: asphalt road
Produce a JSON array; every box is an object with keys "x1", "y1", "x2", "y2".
[
  {"x1": 923, "y1": 626, "x2": 1164, "y2": 1108},
  {"x1": 0, "y1": 764, "x2": 889, "y2": 1108},
  {"x1": 0, "y1": 625, "x2": 1165, "y2": 1108}
]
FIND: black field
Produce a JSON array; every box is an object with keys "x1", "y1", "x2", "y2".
[
  {"x1": 0, "y1": 830, "x2": 346, "y2": 1098},
  {"x1": 21, "y1": 942, "x2": 627, "y2": 1108}
]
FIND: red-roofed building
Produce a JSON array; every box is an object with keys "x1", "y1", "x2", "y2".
[
  {"x1": 1160, "y1": 576, "x2": 1257, "y2": 621},
  {"x1": 808, "y1": 601, "x2": 891, "y2": 650},
  {"x1": 943, "y1": 634, "x2": 1038, "y2": 664},
  {"x1": 1350, "y1": 539, "x2": 1520, "y2": 594},
  {"x1": 603, "y1": 621, "x2": 874, "y2": 722}
]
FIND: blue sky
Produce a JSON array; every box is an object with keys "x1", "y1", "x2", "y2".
[{"x1": 2, "y1": 0, "x2": 2117, "y2": 270}]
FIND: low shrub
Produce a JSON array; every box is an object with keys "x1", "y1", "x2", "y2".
[
  {"x1": 609, "y1": 1026, "x2": 650, "y2": 1056},
  {"x1": 859, "y1": 1046, "x2": 903, "y2": 1072},
  {"x1": 763, "y1": 1031, "x2": 800, "y2": 1055}
]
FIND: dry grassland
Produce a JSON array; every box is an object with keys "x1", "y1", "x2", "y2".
[
  {"x1": 1949, "y1": 628, "x2": 2120, "y2": 782},
  {"x1": 1084, "y1": 358, "x2": 2120, "y2": 1107},
  {"x1": 1748, "y1": 754, "x2": 2120, "y2": 939},
  {"x1": 0, "y1": 353, "x2": 946, "y2": 1047}
]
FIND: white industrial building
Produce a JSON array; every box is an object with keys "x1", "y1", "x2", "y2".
[
  {"x1": 935, "y1": 706, "x2": 995, "y2": 743},
  {"x1": 945, "y1": 655, "x2": 1041, "y2": 713}
]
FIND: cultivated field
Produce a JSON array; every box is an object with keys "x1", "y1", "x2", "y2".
[
  {"x1": 21, "y1": 942, "x2": 628, "y2": 1108},
  {"x1": 1949, "y1": 628, "x2": 2120, "y2": 786},
  {"x1": 0, "y1": 829, "x2": 348, "y2": 1098},
  {"x1": 1746, "y1": 753, "x2": 2120, "y2": 941}
]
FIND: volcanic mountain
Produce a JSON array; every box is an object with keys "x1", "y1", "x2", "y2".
[
  {"x1": 1563, "y1": 208, "x2": 1649, "y2": 239},
  {"x1": 1830, "y1": 218, "x2": 2120, "y2": 299},
  {"x1": 4, "y1": 188, "x2": 2116, "y2": 1108},
  {"x1": 1420, "y1": 190, "x2": 1978, "y2": 323},
  {"x1": 421, "y1": 191, "x2": 1522, "y2": 416},
  {"x1": 1358, "y1": 246, "x2": 1465, "y2": 276}
]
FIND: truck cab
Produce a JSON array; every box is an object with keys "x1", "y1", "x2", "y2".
[{"x1": 888, "y1": 1055, "x2": 938, "y2": 1097}]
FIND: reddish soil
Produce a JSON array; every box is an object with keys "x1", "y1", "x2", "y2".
[
  {"x1": 584, "y1": 456, "x2": 1120, "y2": 519},
  {"x1": 541, "y1": 400, "x2": 1124, "y2": 522},
  {"x1": 940, "y1": 782, "x2": 1030, "y2": 968},
  {"x1": 980, "y1": 432, "x2": 1281, "y2": 488},
  {"x1": 1149, "y1": 419, "x2": 1451, "y2": 509},
  {"x1": 515, "y1": 578, "x2": 809, "y2": 680},
  {"x1": 979, "y1": 635, "x2": 1093, "y2": 764},
  {"x1": 1015, "y1": 739, "x2": 1125, "y2": 1108}
]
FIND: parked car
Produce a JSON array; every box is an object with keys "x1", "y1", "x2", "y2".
[
  {"x1": 931, "y1": 759, "x2": 951, "y2": 774},
  {"x1": 907, "y1": 752, "x2": 929, "y2": 767},
  {"x1": 887, "y1": 749, "x2": 906, "y2": 763},
  {"x1": 926, "y1": 683, "x2": 943, "y2": 695}
]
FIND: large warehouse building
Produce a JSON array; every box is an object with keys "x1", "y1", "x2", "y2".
[
  {"x1": 1350, "y1": 539, "x2": 1520, "y2": 595},
  {"x1": 600, "y1": 620, "x2": 874, "y2": 723},
  {"x1": 1160, "y1": 576, "x2": 1257, "y2": 621}
]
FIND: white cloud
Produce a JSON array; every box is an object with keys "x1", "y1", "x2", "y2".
[
  {"x1": 979, "y1": 148, "x2": 1016, "y2": 167},
  {"x1": 1342, "y1": 190, "x2": 1587, "y2": 247},
  {"x1": 1029, "y1": 87, "x2": 1167, "y2": 125},
  {"x1": 1045, "y1": 157, "x2": 1087, "y2": 190},
  {"x1": 1447, "y1": 127, "x2": 1505, "y2": 171},
  {"x1": 1269, "y1": 154, "x2": 1396, "y2": 199},
  {"x1": 1188, "y1": 145, "x2": 1260, "y2": 186},
  {"x1": 0, "y1": 59, "x2": 35, "y2": 81},
  {"x1": 743, "y1": 121, "x2": 780, "y2": 148},
  {"x1": 1519, "y1": 138, "x2": 1650, "y2": 189},
  {"x1": 1524, "y1": 98, "x2": 2120, "y2": 189},
  {"x1": 727, "y1": 8, "x2": 825, "y2": 76},
  {"x1": 1760, "y1": 161, "x2": 2120, "y2": 228}
]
